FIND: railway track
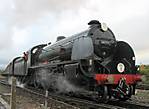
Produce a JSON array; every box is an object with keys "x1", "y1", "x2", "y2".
[
  {"x1": 21, "y1": 88, "x2": 123, "y2": 109},
  {"x1": 136, "y1": 84, "x2": 149, "y2": 90},
  {"x1": 0, "y1": 80, "x2": 122, "y2": 109},
  {"x1": 0, "y1": 80, "x2": 149, "y2": 109},
  {"x1": 108, "y1": 100, "x2": 149, "y2": 109}
]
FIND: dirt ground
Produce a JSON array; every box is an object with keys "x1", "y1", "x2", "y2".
[
  {"x1": 0, "y1": 83, "x2": 76, "y2": 109},
  {"x1": 1, "y1": 94, "x2": 73, "y2": 109},
  {"x1": 132, "y1": 89, "x2": 149, "y2": 105}
]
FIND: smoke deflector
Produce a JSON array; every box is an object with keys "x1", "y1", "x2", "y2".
[{"x1": 71, "y1": 36, "x2": 93, "y2": 60}]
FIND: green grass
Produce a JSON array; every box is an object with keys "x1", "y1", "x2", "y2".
[{"x1": 139, "y1": 65, "x2": 149, "y2": 84}]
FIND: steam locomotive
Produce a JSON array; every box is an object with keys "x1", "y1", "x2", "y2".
[{"x1": 3, "y1": 20, "x2": 142, "y2": 101}]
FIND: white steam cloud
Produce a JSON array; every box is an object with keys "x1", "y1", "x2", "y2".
[{"x1": 36, "y1": 68, "x2": 83, "y2": 93}]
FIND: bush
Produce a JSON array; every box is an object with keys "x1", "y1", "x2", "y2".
[{"x1": 139, "y1": 65, "x2": 149, "y2": 84}]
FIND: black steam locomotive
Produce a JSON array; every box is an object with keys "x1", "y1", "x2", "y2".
[{"x1": 4, "y1": 20, "x2": 142, "y2": 101}]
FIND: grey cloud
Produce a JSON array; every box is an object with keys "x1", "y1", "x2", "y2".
[
  {"x1": 112, "y1": 13, "x2": 149, "y2": 52},
  {"x1": 111, "y1": 13, "x2": 149, "y2": 64},
  {"x1": 0, "y1": 1, "x2": 14, "y2": 50},
  {"x1": 0, "y1": 0, "x2": 86, "y2": 50},
  {"x1": 0, "y1": 32, "x2": 12, "y2": 50},
  {"x1": 0, "y1": 58, "x2": 9, "y2": 65},
  {"x1": 14, "y1": 0, "x2": 86, "y2": 27}
]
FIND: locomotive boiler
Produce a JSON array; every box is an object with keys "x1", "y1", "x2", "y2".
[{"x1": 3, "y1": 20, "x2": 142, "y2": 102}]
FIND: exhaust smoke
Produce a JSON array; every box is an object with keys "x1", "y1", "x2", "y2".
[
  {"x1": 36, "y1": 68, "x2": 83, "y2": 93},
  {"x1": 8, "y1": 76, "x2": 25, "y2": 88}
]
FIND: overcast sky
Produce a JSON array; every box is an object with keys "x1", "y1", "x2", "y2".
[{"x1": 0, "y1": 0, "x2": 149, "y2": 68}]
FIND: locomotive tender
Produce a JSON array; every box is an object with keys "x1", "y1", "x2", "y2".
[{"x1": 4, "y1": 20, "x2": 142, "y2": 101}]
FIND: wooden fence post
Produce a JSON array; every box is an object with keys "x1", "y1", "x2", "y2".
[
  {"x1": 44, "y1": 90, "x2": 48, "y2": 109},
  {"x1": 10, "y1": 76, "x2": 16, "y2": 109}
]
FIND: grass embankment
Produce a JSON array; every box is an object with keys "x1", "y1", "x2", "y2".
[{"x1": 139, "y1": 65, "x2": 149, "y2": 84}]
